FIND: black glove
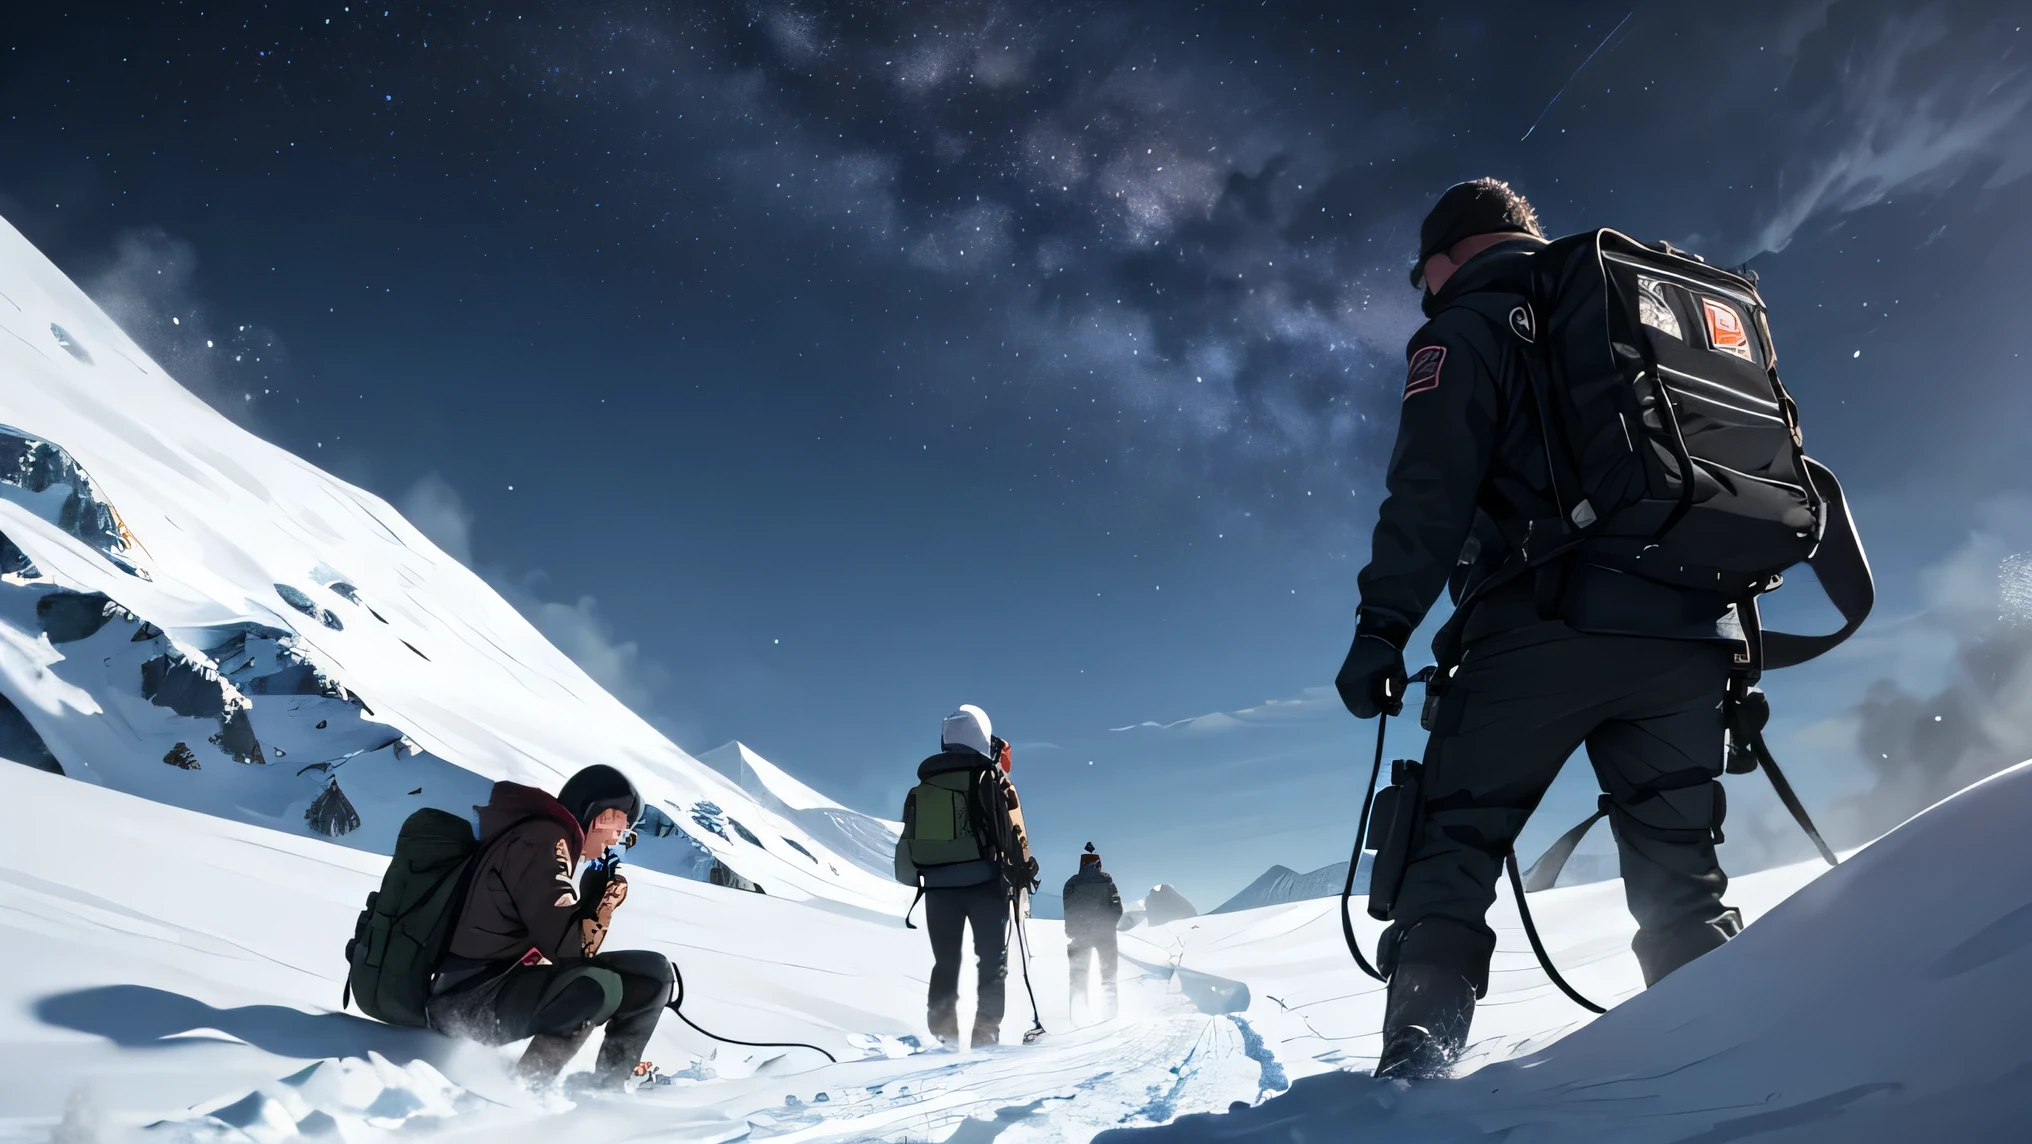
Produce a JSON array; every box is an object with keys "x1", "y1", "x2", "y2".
[{"x1": 1336, "y1": 633, "x2": 1407, "y2": 719}]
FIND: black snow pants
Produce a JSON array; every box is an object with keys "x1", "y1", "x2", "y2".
[
  {"x1": 427, "y1": 949, "x2": 673, "y2": 1087},
  {"x1": 925, "y1": 879, "x2": 1010, "y2": 1041},
  {"x1": 1381, "y1": 622, "x2": 1742, "y2": 992}
]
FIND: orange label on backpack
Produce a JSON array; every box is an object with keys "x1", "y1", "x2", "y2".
[{"x1": 1702, "y1": 298, "x2": 1752, "y2": 360}]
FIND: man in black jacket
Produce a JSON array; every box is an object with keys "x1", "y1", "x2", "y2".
[
  {"x1": 1062, "y1": 843, "x2": 1124, "y2": 1024},
  {"x1": 1337, "y1": 178, "x2": 1745, "y2": 1080}
]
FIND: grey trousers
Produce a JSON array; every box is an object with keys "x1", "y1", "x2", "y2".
[{"x1": 1383, "y1": 622, "x2": 1739, "y2": 989}]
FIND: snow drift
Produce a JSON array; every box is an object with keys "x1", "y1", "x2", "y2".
[{"x1": 1112, "y1": 760, "x2": 2032, "y2": 1144}]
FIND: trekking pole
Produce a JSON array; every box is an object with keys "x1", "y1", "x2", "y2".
[{"x1": 1012, "y1": 892, "x2": 1046, "y2": 1043}]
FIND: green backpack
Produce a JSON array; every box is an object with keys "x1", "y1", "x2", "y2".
[
  {"x1": 343, "y1": 808, "x2": 484, "y2": 1027},
  {"x1": 903, "y1": 769, "x2": 988, "y2": 868}
]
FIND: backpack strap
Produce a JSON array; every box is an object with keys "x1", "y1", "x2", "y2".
[
  {"x1": 1758, "y1": 457, "x2": 1874, "y2": 671},
  {"x1": 1519, "y1": 796, "x2": 1610, "y2": 892},
  {"x1": 903, "y1": 884, "x2": 926, "y2": 930}
]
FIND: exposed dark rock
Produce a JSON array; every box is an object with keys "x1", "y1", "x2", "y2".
[
  {"x1": 201, "y1": 624, "x2": 292, "y2": 664},
  {"x1": 209, "y1": 708, "x2": 267, "y2": 765},
  {"x1": 131, "y1": 621, "x2": 163, "y2": 642},
  {"x1": 707, "y1": 861, "x2": 764, "y2": 895},
  {"x1": 274, "y1": 584, "x2": 343, "y2": 630},
  {"x1": 0, "y1": 691, "x2": 62, "y2": 773},
  {"x1": 141, "y1": 656, "x2": 229, "y2": 719},
  {"x1": 0, "y1": 431, "x2": 142, "y2": 575},
  {"x1": 306, "y1": 780, "x2": 361, "y2": 837},
  {"x1": 781, "y1": 836, "x2": 818, "y2": 863},
  {"x1": 326, "y1": 582, "x2": 363, "y2": 605},
  {"x1": 401, "y1": 640, "x2": 429, "y2": 660},
  {"x1": 163, "y1": 743, "x2": 201, "y2": 771},
  {"x1": 0, "y1": 535, "x2": 34, "y2": 579},
  {"x1": 36, "y1": 590, "x2": 114, "y2": 643},
  {"x1": 274, "y1": 583, "x2": 317, "y2": 615},
  {"x1": 725, "y1": 816, "x2": 764, "y2": 847},
  {"x1": 638, "y1": 805, "x2": 677, "y2": 838},
  {"x1": 243, "y1": 662, "x2": 323, "y2": 696}
]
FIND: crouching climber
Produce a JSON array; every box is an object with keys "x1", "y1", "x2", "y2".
[{"x1": 426, "y1": 765, "x2": 672, "y2": 1092}]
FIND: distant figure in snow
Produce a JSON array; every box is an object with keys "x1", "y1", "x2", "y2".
[
  {"x1": 1063, "y1": 843, "x2": 1124, "y2": 1024},
  {"x1": 426, "y1": 765, "x2": 670, "y2": 1092},
  {"x1": 895, "y1": 704, "x2": 1041, "y2": 1047}
]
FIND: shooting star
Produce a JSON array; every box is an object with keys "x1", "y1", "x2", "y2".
[{"x1": 1521, "y1": 10, "x2": 1636, "y2": 142}]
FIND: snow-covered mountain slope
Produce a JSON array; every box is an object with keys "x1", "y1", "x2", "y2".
[
  {"x1": 698, "y1": 741, "x2": 902, "y2": 879},
  {"x1": 1214, "y1": 843, "x2": 1617, "y2": 916},
  {"x1": 1212, "y1": 860, "x2": 1365, "y2": 914},
  {"x1": 0, "y1": 213, "x2": 908, "y2": 915}
]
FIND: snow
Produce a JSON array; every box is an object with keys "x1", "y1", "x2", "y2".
[
  {"x1": 0, "y1": 209, "x2": 2016, "y2": 1142},
  {"x1": 0, "y1": 212, "x2": 905, "y2": 916},
  {"x1": 1114, "y1": 762, "x2": 2032, "y2": 1144}
]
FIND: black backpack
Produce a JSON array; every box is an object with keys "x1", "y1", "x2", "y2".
[
  {"x1": 343, "y1": 808, "x2": 484, "y2": 1027},
  {"x1": 1447, "y1": 229, "x2": 1872, "y2": 672}
]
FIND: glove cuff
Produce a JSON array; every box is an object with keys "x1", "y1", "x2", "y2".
[{"x1": 1355, "y1": 607, "x2": 1413, "y2": 650}]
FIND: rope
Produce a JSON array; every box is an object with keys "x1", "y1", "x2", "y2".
[
  {"x1": 1337, "y1": 713, "x2": 1391, "y2": 983},
  {"x1": 1502, "y1": 851, "x2": 1606, "y2": 1014},
  {"x1": 665, "y1": 959, "x2": 838, "y2": 1064}
]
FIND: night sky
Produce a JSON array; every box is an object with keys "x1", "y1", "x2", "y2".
[{"x1": 4, "y1": 1, "x2": 2029, "y2": 907}]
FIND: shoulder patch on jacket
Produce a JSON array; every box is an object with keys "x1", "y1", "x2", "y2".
[{"x1": 1404, "y1": 345, "x2": 1446, "y2": 400}]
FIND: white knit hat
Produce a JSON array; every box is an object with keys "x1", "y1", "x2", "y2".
[{"x1": 941, "y1": 704, "x2": 993, "y2": 758}]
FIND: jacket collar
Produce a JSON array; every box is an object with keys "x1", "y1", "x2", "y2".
[
  {"x1": 1421, "y1": 234, "x2": 1548, "y2": 318},
  {"x1": 474, "y1": 781, "x2": 585, "y2": 853},
  {"x1": 919, "y1": 747, "x2": 994, "y2": 781}
]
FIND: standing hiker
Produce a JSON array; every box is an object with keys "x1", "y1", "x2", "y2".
[
  {"x1": 425, "y1": 764, "x2": 672, "y2": 1092},
  {"x1": 894, "y1": 704, "x2": 1040, "y2": 1047},
  {"x1": 1337, "y1": 177, "x2": 1871, "y2": 1081},
  {"x1": 1063, "y1": 842, "x2": 1123, "y2": 1025}
]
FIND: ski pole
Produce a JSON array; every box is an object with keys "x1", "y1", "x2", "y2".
[{"x1": 1012, "y1": 893, "x2": 1045, "y2": 1042}]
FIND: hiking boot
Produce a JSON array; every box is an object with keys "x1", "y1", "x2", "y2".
[
  {"x1": 1374, "y1": 1024, "x2": 1457, "y2": 1081},
  {"x1": 929, "y1": 1005, "x2": 960, "y2": 1047},
  {"x1": 1372, "y1": 961, "x2": 1475, "y2": 1081},
  {"x1": 1633, "y1": 907, "x2": 1744, "y2": 987},
  {"x1": 516, "y1": 1028, "x2": 595, "y2": 1090},
  {"x1": 970, "y1": 1018, "x2": 1000, "y2": 1048},
  {"x1": 592, "y1": 1006, "x2": 662, "y2": 1089}
]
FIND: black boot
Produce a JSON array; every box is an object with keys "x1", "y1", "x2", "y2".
[
  {"x1": 1373, "y1": 962, "x2": 1476, "y2": 1081},
  {"x1": 516, "y1": 1027, "x2": 596, "y2": 1089},
  {"x1": 928, "y1": 1001, "x2": 960, "y2": 1047},
  {"x1": 1633, "y1": 907, "x2": 1743, "y2": 987},
  {"x1": 587, "y1": 1005, "x2": 664, "y2": 1091}
]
